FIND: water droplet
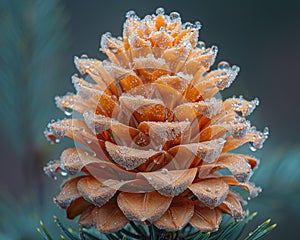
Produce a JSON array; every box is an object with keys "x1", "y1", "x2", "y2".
[
  {"x1": 160, "y1": 168, "x2": 168, "y2": 174},
  {"x1": 144, "y1": 14, "x2": 153, "y2": 23},
  {"x1": 249, "y1": 142, "x2": 257, "y2": 152},
  {"x1": 197, "y1": 41, "x2": 206, "y2": 49},
  {"x1": 159, "y1": 26, "x2": 166, "y2": 32},
  {"x1": 44, "y1": 160, "x2": 60, "y2": 179},
  {"x1": 183, "y1": 22, "x2": 193, "y2": 29},
  {"x1": 103, "y1": 32, "x2": 112, "y2": 39},
  {"x1": 253, "y1": 97, "x2": 260, "y2": 106},
  {"x1": 231, "y1": 65, "x2": 240, "y2": 73},
  {"x1": 64, "y1": 107, "x2": 73, "y2": 116},
  {"x1": 101, "y1": 32, "x2": 119, "y2": 54},
  {"x1": 211, "y1": 45, "x2": 218, "y2": 54},
  {"x1": 194, "y1": 21, "x2": 202, "y2": 29},
  {"x1": 111, "y1": 48, "x2": 118, "y2": 53},
  {"x1": 232, "y1": 102, "x2": 242, "y2": 111},
  {"x1": 257, "y1": 186, "x2": 262, "y2": 194},
  {"x1": 55, "y1": 138, "x2": 60, "y2": 144},
  {"x1": 60, "y1": 169, "x2": 67, "y2": 177},
  {"x1": 263, "y1": 126, "x2": 269, "y2": 136},
  {"x1": 169, "y1": 12, "x2": 180, "y2": 21},
  {"x1": 248, "y1": 127, "x2": 268, "y2": 152},
  {"x1": 80, "y1": 54, "x2": 88, "y2": 59},
  {"x1": 218, "y1": 61, "x2": 230, "y2": 71},
  {"x1": 126, "y1": 10, "x2": 136, "y2": 19},
  {"x1": 155, "y1": 7, "x2": 165, "y2": 15}
]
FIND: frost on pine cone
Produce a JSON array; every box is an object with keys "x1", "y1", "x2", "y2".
[{"x1": 44, "y1": 9, "x2": 269, "y2": 233}]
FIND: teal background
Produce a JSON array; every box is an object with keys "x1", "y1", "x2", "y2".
[{"x1": 0, "y1": 0, "x2": 299, "y2": 239}]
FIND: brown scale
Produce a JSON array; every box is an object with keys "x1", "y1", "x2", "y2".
[{"x1": 44, "y1": 9, "x2": 268, "y2": 233}]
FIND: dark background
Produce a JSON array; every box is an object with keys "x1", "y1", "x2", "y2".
[{"x1": 0, "y1": 0, "x2": 299, "y2": 239}]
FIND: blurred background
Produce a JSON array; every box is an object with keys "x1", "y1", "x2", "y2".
[{"x1": 0, "y1": 0, "x2": 299, "y2": 239}]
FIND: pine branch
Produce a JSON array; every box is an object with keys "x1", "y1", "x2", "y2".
[{"x1": 38, "y1": 211, "x2": 276, "y2": 240}]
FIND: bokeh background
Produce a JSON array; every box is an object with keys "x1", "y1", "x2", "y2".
[{"x1": 0, "y1": 0, "x2": 299, "y2": 239}]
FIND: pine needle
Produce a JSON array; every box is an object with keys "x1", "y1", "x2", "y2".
[{"x1": 37, "y1": 211, "x2": 275, "y2": 240}]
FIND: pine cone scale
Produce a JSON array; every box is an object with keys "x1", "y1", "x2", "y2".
[{"x1": 44, "y1": 9, "x2": 268, "y2": 233}]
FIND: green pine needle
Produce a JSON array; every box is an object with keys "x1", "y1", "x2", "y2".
[
  {"x1": 119, "y1": 228, "x2": 141, "y2": 239},
  {"x1": 129, "y1": 221, "x2": 148, "y2": 237},
  {"x1": 244, "y1": 219, "x2": 276, "y2": 240},
  {"x1": 149, "y1": 224, "x2": 156, "y2": 240},
  {"x1": 38, "y1": 220, "x2": 53, "y2": 240},
  {"x1": 38, "y1": 212, "x2": 276, "y2": 240},
  {"x1": 80, "y1": 229, "x2": 100, "y2": 240},
  {"x1": 54, "y1": 216, "x2": 80, "y2": 240}
]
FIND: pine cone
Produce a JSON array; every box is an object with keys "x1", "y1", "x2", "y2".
[{"x1": 44, "y1": 8, "x2": 268, "y2": 233}]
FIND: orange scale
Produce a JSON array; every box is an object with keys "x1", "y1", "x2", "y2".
[
  {"x1": 95, "y1": 93, "x2": 120, "y2": 117},
  {"x1": 173, "y1": 29, "x2": 191, "y2": 46},
  {"x1": 155, "y1": 14, "x2": 166, "y2": 30},
  {"x1": 77, "y1": 176, "x2": 119, "y2": 207},
  {"x1": 91, "y1": 199, "x2": 129, "y2": 233},
  {"x1": 155, "y1": 75, "x2": 189, "y2": 94},
  {"x1": 153, "y1": 197, "x2": 194, "y2": 230},
  {"x1": 117, "y1": 191, "x2": 172, "y2": 223},
  {"x1": 66, "y1": 197, "x2": 92, "y2": 220},
  {"x1": 119, "y1": 74, "x2": 143, "y2": 93},
  {"x1": 150, "y1": 83, "x2": 186, "y2": 110}
]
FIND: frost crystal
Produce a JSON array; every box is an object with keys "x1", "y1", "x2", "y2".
[{"x1": 44, "y1": 9, "x2": 268, "y2": 233}]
